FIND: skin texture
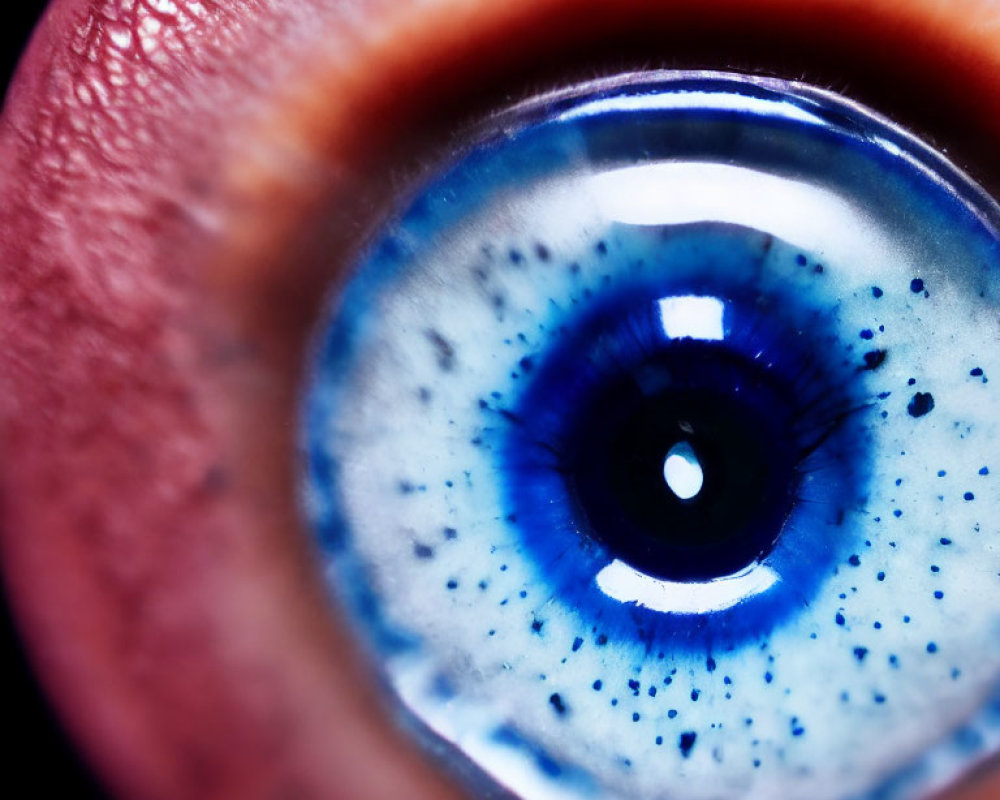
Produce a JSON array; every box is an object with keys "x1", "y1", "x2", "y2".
[{"x1": 1, "y1": 1, "x2": 999, "y2": 799}]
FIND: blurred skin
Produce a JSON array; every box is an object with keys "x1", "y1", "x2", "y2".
[{"x1": 1, "y1": 1, "x2": 1000, "y2": 799}]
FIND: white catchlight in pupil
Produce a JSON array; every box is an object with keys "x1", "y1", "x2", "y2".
[
  {"x1": 657, "y1": 295, "x2": 726, "y2": 340},
  {"x1": 663, "y1": 441, "x2": 704, "y2": 500}
]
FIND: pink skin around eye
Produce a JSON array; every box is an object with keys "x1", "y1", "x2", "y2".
[{"x1": 1, "y1": 1, "x2": 999, "y2": 800}]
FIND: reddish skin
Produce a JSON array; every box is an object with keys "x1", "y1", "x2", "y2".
[{"x1": 1, "y1": 1, "x2": 999, "y2": 799}]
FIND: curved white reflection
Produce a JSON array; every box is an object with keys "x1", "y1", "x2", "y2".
[
  {"x1": 586, "y1": 162, "x2": 897, "y2": 268},
  {"x1": 557, "y1": 91, "x2": 826, "y2": 127},
  {"x1": 595, "y1": 558, "x2": 779, "y2": 614}
]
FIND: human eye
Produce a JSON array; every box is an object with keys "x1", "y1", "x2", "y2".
[{"x1": 2, "y1": 3, "x2": 1000, "y2": 800}]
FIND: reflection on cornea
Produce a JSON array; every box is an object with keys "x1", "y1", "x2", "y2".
[
  {"x1": 586, "y1": 162, "x2": 891, "y2": 261},
  {"x1": 595, "y1": 558, "x2": 780, "y2": 614},
  {"x1": 557, "y1": 92, "x2": 825, "y2": 128},
  {"x1": 657, "y1": 295, "x2": 726, "y2": 341}
]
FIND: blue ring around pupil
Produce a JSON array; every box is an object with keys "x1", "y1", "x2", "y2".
[
  {"x1": 494, "y1": 223, "x2": 875, "y2": 642},
  {"x1": 506, "y1": 278, "x2": 859, "y2": 582}
]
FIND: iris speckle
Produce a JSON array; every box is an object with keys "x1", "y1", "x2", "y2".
[
  {"x1": 862, "y1": 349, "x2": 887, "y2": 370},
  {"x1": 414, "y1": 543, "x2": 435, "y2": 559},
  {"x1": 425, "y1": 328, "x2": 456, "y2": 371},
  {"x1": 907, "y1": 392, "x2": 935, "y2": 418}
]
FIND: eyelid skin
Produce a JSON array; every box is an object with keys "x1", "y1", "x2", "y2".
[{"x1": 1, "y1": 2, "x2": 998, "y2": 800}]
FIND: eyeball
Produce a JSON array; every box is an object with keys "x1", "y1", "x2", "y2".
[{"x1": 302, "y1": 72, "x2": 999, "y2": 800}]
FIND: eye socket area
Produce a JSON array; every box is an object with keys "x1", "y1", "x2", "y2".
[{"x1": 3, "y1": 1, "x2": 1000, "y2": 800}]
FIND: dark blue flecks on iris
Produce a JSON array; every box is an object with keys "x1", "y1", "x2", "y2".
[
  {"x1": 414, "y1": 542, "x2": 435, "y2": 559},
  {"x1": 679, "y1": 732, "x2": 697, "y2": 758},
  {"x1": 907, "y1": 392, "x2": 935, "y2": 418},
  {"x1": 861, "y1": 349, "x2": 887, "y2": 371}
]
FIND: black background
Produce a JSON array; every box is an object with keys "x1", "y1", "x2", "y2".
[{"x1": 3, "y1": 3, "x2": 111, "y2": 797}]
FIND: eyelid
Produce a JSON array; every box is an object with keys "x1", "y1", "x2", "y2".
[
  {"x1": 2, "y1": 2, "x2": 1000, "y2": 800},
  {"x1": 214, "y1": 0, "x2": 1000, "y2": 358}
]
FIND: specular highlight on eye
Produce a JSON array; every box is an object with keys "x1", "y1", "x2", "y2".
[{"x1": 301, "y1": 73, "x2": 1000, "y2": 800}]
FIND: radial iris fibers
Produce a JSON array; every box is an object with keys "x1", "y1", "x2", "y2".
[{"x1": 302, "y1": 74, "x2": 1000, "y2": 800}]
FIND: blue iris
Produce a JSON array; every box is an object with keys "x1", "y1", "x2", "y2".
[
  {"x1": 501, "y1": 225, "x2": 873, "y2": 646},
  {"x1": 302, "y1": 73, "x2": 1000, "y2": 800}
]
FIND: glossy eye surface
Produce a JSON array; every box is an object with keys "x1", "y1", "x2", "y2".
[{"x1": 302, "y1": 73, "x2": 1000, "y2": 800}]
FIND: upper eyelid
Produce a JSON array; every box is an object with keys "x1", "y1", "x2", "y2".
[{"x1": 201, "y1": 0, "x2": 1000, "y2": 321}]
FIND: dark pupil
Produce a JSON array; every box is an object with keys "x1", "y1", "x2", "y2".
[{"x1": 567, "y1": 342, "x2": 800, "y2": 581}]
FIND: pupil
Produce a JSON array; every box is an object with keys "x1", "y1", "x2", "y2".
[
  {"x1": 663, "y1": 440, "x2": 702, "y2": 500},
  {"x1": 566, "y1": 341, "x2": 801, "y2": 583}
]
